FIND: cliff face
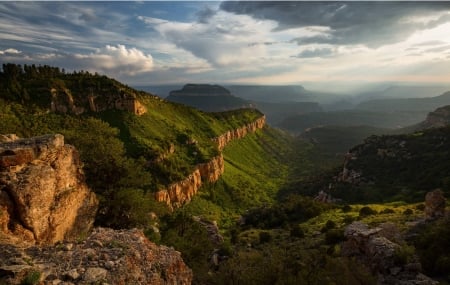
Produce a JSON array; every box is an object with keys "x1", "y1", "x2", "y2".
[
  {"x1": 0, "y1": 134, "x2": 98, "y2": 245},
  {"x1": 213, "y1": 116, "x2": 266, "y2": 150},
  {"x1": 0, "y1": 227, "x2": 193, "y2": 285},
  {"x1": 50, "y1": 87, "x2": 147, "y2": 116},
  {"x1": 155, "y1": 115, "x2": 266, "y2": 209},
  {"x1": 155, "y1": 155, "x2": 224, "y2": 209},
  {"x1": 416, "y1": 105, "x2": 450, "y2": 130}
]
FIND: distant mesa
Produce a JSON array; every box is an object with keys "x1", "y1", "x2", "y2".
[
  {"x1": 166, "y1": 84, "x2": 254, "y2": 112},
  {"x1": 169, "y1": 84, "x2": 232, "y2": 97}
]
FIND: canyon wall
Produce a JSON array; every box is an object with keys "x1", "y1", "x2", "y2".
[
  {"x1": 213, "y1": 115, "x2": 266, "y2": 150},
  {"x1": 0, "y1": 134, "x2": 98, "y2": 245},
  {"x1": 155, "y1": 155, "x2": 224, "y2": 210},
  {"x1": 155, "y1": 116, "x2": 266, "y2": 209}
]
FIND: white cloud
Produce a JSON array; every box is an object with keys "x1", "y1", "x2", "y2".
[
  {"x1": 0, "y1": 48, "x2": 21, "y2": 55},
  {"x1": 139, "y1": 11, "x2": 278, "y2": 67},
  {"x1": 73, "y1": 44, "x2": 153, "y2": 75}
]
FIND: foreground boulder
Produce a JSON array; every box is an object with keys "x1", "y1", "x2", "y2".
[
  {"x1": 0, "y1": 227, "x2": 193, "y2": 285},
  {"x1": 342, "y1": 222, "x2": 437, "y2": 285},
  {"x1": 424, "y1": 189, "x2": 446, "y2": 220},
  {"x1": 0, "y1": 134, "x2": 98, "y2": 245}
]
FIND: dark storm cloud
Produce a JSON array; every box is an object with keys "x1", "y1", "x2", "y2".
[{"x1": 220, "y1": 1, "x2": 450, "y2": 48}]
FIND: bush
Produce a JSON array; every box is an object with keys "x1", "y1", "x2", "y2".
[
  {"x1": 381, "y1": 208, "x2": 395, "y2": 214},
  {"x1": 259, "y1": 231, "x2": 272, "y2": 244},
  {"x1": 325, "y1": 229, "x2": 345, "y2": 245},
  {"x1": 20, "y1": 271, "x2": 41, "y2": 285},
  {"x1": 359, "y1": 206, "x2": 377, "y2": 217},
  {"x1": 342, "y1": 205, "x2": 352, "y2": 213},
  {"x1": 290, "y1": 224, "x2": 305, "y2": 238},
  {"x1": 393, "y1": 244, "x2": 415, "y2": 266},
  {"x1": 403, "y1": 209, "x2": 414, "y2": 215},
  {"x1": 415, "y1": 204, "x2": 425, "y2": 211},
  {"x1": 321, "y1": 220, "x2": 337, "y2": 233},
  {"x1": 343, "y1": 215, "x2": 356, "y2": 225}
]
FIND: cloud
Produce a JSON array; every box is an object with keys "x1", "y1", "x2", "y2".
[
  {"x1": 139, "y1": 10, "x2": 278, "y2": 67},
  {"x1": 0, "y1": 44, "x2": 153, "y2": 76},
  {"x1": 196, "y1": 6, "x2": 217, "y2": 24},
  {"x1": 0, "y1": 48, "x2": 21, "y2": 55},
  {"x1": 294, "y1": 47, "x2": 335, "y2": 58},
  {"x1": 220, "y1": 2, "x2": 450, "y2": 48}
]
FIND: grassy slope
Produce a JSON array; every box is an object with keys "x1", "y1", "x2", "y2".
[{"x1": 183, "y1": 126, "x2": 293, "y2": 227}]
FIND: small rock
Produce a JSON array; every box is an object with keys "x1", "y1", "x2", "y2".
[
  {"x1": 389, "y1": 267, "x2": 401, "y2": 275},
  {"x1": 65, "y1": 268, "x2": 80, "y2": 280},
  {"x1": 105, "y1": 261, "x2": 115, "y2": 270},
  {"x1": 83, "y1": 267, "x2": 107, "y2": 282},
  {"x1": 63, "y1": 243, "x2": 73, "y2": 251},
  {"x1": 91, "y1": 240, "x2": 103, "y2": 248},
  {"x1": 51, "y1": 279, "x2": 62, "y2": 285}
]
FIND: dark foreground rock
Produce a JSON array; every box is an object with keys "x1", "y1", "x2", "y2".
[{"x1": 0, "y1": 227, "x2": 193, "y2": 285}]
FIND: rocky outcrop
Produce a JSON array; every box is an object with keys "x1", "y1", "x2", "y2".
[
  {"x1": 424, "y1": 189, "x2": 446, "y2": 220},
  {"x1": 155, "y1": 116, "x2": 265, "y2": 209},
  {"x1": 342, "y1": 222, "x2": 437, "y2": 285},
  {"x1": 213, "y1": 115, "x2": 266, "y2": 150},
  {"x1": 155, "y1": 155, "x2": 224, "y2": 209},
  {"x1": 0, "y1": 134, "x2": 98, "y2": 245},
  {"x1": 0, "y1": 227, "x2": 193, "y2": 285},
  {"x1": 417, "y1": 105, "x2": 450, "y2": 130},
  {"x1": 50, "y1": 87, "x2": 147, "y2": 116}
]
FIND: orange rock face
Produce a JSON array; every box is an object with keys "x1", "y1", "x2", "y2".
[{"x1": 0, "y1": 134, "x2": 98, "y2": 245}]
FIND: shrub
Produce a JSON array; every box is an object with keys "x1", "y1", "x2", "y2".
[
  {"x1": 359, "y1": 206, "x2": 377, "y2": 217},
  {"x1": 381, "y1": 208, "x2": 395, "y2": 214},
  {"x1": 403, "y1": 209, "x2": 414, "y2": 215},
  {"x1": 393, "y1": 244, "x2": 415, "y2": 266},
  {"x1": 415, "y1": 204, "x2": 425, "y2": 211},
  {"x1": 321, "y1": 220, "x2": 337, "y2": 233},
  {"x1": 342, "y1": 205, "x2": 352, "y2": 213},
  {"x1": 343, "y1": 215, "x2": 356, "y2": 225},
  {"x1": 325, "y1": 229, "x2": 345, "y2": 245},
  {"x1": 20, "y1": 271, "x2": 41, "y2": 285},
  {"x1": 259, "y1": 231, "x2": 272, "y2": 244},
  {"x1": 290, "y1": 224, "x2": 305, "y2": 238}
]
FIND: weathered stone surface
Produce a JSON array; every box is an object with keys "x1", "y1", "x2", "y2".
[
  {"x1": 193, "y1": 216, "x2": 224, "y2": 245},
  {"x1": 0, "y1": 134, "x2": 98, "y2": 245},
  {"x1": 0, "y1": 228, "x2": 193, "y2": 285},
  {"x1": 342, "y1": 222, "x2": 437, "y2": 285},
  {"x1": 424, "y1": 189, "x2": 446, "y2": 220}
]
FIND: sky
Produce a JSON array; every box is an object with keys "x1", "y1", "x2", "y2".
[{"x1": 1, "y1": 1, "x2": 450, "y2": 91}]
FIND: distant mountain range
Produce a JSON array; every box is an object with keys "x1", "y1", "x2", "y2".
[
  {"x1": 164, "y1": 84, "x2": 322, "y2": 124},
  {"x1": 356, "y1": 91, "x2": 450, "y2": 112}
]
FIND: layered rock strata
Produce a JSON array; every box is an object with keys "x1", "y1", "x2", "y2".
[
  {"x1": 155, "y1": 155, "x2": 224, "y2": 209},
  {"x1": 0, "y1": 134, "x2": 98, "y2": 245},
  {"x1": 213, "y1": 116, "x2": 266, "y2": 150}
]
